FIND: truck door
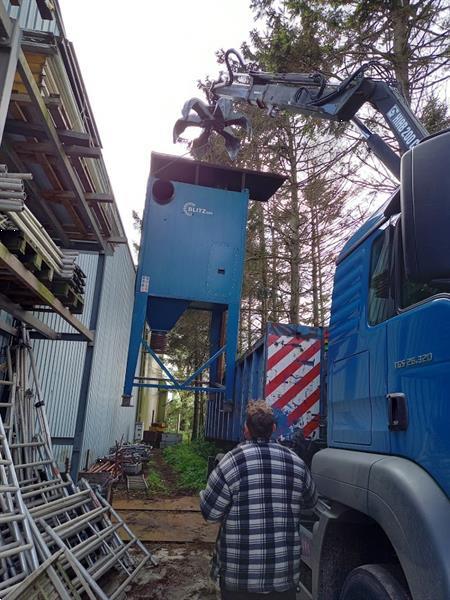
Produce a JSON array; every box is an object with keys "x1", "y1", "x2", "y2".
[
  {"x1": 387, "y1": 227, "x2": 450, "y2": 492},
  {"x1": 364, "y1": 227, "x2": 392, "y2": 453},
  {"x1": 329, "y1": 225, "x2": 392, "y2": 453}
]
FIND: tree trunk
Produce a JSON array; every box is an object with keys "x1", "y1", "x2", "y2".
[
  {"x1": 191, "y1": 385, "x2": 200, "y2": 441},
  {"x1": 391, "y1": 0, "x2": 412, "y2": 104},
  {"x1": 270, "y1": 224, "x2": 279, "y2": 322},
  {"x1": 310, "y1": 201, "x2": 320, "y2": 327},
  {"x1": 287, "y1": 124, "x2": 301, "y2": 324},
  {"x1": 256, "y1": 202, "x2": 268, "y2": 333},
  {"x1": 247, "y1": 294, "x2": 253, "y2": 348}
]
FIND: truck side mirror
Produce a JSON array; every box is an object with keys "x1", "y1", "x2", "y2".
[{"x1": 401, "y1": 129, "x2": 450, "y2": 282}]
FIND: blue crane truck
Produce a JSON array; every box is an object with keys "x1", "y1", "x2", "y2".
[{"x1": 174, "y1": 52, "x2": 450, "y2": 600}]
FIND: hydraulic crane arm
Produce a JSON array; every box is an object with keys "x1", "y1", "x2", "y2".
[{"x1": 174, "y1": 51, "x2": 428, "y2": 178}]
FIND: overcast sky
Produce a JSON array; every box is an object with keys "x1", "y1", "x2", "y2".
[{"x1": 58, "y1": 0, "x2": 256, "y2": 250}]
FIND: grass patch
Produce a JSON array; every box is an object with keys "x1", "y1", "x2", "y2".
[
  {"x1": 147, "y1": 463, "x2": 169, "y2": 494},
  {"x1": 163, "y1": 439, "x2": 216, "y2": 493}
]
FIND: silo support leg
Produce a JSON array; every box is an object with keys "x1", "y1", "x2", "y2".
[
  {"x1": 224, "y1": 303, "x2": 240, "y2": 409},
  {"x1": 209, "y1": 309, "x2": 225, "y2": 386},
  {"x1": 122, "y1": 292, "x2": 148, "y2": 400}
]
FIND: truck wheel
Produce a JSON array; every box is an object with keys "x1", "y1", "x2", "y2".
[{"x1": 339, "y1": 564, "x2": 411, "y2": 600}]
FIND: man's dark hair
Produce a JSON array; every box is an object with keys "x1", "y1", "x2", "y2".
[{"x1": 246, "y1": 400, "x2": 275, "y2": 439}]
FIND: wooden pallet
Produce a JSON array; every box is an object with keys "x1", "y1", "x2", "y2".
[
  {"x1": 0, "y1": 230, "x2": 55, "y2": 284},
  {"x1": 0, "y1": 230, "x2": 85, "y2": 313}
]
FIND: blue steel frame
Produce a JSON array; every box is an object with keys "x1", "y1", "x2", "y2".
[
  {"x1": 122, "y1": 153, "x2": 286, "y2": 409},
  {"x1": 122, "y1": 179, "x2": 249, "y2": 405},
  {"x1": 134, "y1": 338, "x2": 226, "y2": 394}
]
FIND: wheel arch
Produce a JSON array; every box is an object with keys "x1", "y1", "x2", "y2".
[{"x1": 311, "y1": 449, "x2": 450, "y2": 600}]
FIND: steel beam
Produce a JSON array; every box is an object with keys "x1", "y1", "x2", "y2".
[
  {"x1": 29, "y1": 332, "x2": 88, "y2": 342},
  {"x1": 14, "y1": 141, "x2": 102, "y2": 158},
  {"x1": 51, "y1": 437, "x2": 74, "y2": 446},
  {"x1": 132, "y1": 382, "x2": 222, "y2": 393},
  {"x1": 86, "y1": 193, "x2": 114, "y2": 203},
  {"x1": 42, "y1": 191, "x2": 115, "y2": 204},
  {"x1": 6, "y1": 119, "x2": 92, "y2": 146},
  {"x1": 70, "y1": 253, "x2": 106, "y2": 481},
  {"x1": 0, "y1": 22, "x2": 21, "y2": 143},
  {"x1": 10, "y1": 92, "x2": 61, "y2": 106},
  {"x1": 0, "y1": 292, "x2": 58, "y2": 339},
  {"x1": 0, "y1": 1, "x2": 12, "y2": 39},
  {"x1": 16, "y1": 51, "x2": 108, "y2": 253},
  {"x1": 0, "y1": 241, "x2": 93, "y2": 341},
  {"x1": 107, "y1": 237, "x2": 128, "y2": 244},
  {"x1": 182, "y1": 345, "x2": 226, "y2": 387}
]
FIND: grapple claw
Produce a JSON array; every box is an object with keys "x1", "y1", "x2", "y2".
[{"x1": 173, "y1": 97, "x2": 251, "y2": 159}]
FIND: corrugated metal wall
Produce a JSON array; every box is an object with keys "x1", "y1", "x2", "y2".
[
  {"x1": 31, "y1": 254, "x2": 96, "y2": 467},
  {"x1": 0, "y1": 1, "x2": 138, "y2": 468},
  {"x1": 29, "y1": 247, "x2": 138, "y2": 468},
  {"x1": 81, "y1": 245, "x2": 138, "y2": 461},
  {"x1": 2, "y1": 0, "x2": 60, "y2": 34}
]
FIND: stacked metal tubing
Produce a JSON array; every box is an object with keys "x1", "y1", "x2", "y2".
[
  {"x1": 7, "y1": 208, "x2": 65, "y2": 275},
  {"x1": 0, "y1": 165, "x2": 86, "y2": 308},
  {"x1": 0, "y1": 167, "x2": 31, "y2": 213},
  {"x1": 0, "y1": 327, "x2": 156, "y2": 598}
]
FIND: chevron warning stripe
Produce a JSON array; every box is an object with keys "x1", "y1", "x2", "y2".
[{"x1": 265, "y1": 333, "x2": 322, "y2": 439}]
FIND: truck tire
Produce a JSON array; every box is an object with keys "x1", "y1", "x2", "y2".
[{"x1": 339, "y1": 564, "x2": 411, "y2": 600}]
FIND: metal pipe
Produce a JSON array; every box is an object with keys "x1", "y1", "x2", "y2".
[
  {"x1": 94, "y1": 490, "x2": 157, "y2": 566},
  {"x1": 0, "y1": 173, "x2": 33, "y2": 180},
  {"x1": 0, "y1": 190, "x2": 25, "y2": 199},
  {"x1": 0, "y1": 543, "x2": 33, "y2": 560},
  {"x1": 40, "y1": 521, "x2": 109, "y2": 600},
  {"x1": 72, "y1": 523, "x2": 123, "y2": 561},
  {"x1": 0, "y1": 408, "x2": 39, "y2": 571},
  {"x1": 29, "y1": 491, "x2": 91, "y2": 518},
  {"x1": 0, "y1": 178, "x2": 25, "y2": 185},
  {"x1": 7, "y1": 212, "x2": 63, "y2": 272},
  {"x1": 53, "y1": 507, "x2": 109, "y2": 538},
  {"x1": 0, "y1": 200, "x2": 23, "y2": 211},
  {"x1": 0, "y1": 182, "x2": 24, "y2": 191},
  {"x1": 109, "y1": 556, "x2": 150, "y2": 599}
]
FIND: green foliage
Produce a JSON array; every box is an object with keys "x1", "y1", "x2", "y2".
[
  {"x1": 147, "y1": 463, "x2": 169, "y2": 494},
  {"x1": 163, "y1": 440, "x2": 217, "y2": 493},
  {"x1": 421, "y1": 95, "x2": 450, "y2": 134},
  {"x1": 165, "y1": 310, "x2": 211, "y2": 439}
]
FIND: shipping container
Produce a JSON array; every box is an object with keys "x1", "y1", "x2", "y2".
[{"x1": 205, "y1": 323, "x2": 325, "y2": 444}]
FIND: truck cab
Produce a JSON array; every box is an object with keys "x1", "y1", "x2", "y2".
[{"x1": 305, "y1": 130, "x2": 450, "y2": 600}]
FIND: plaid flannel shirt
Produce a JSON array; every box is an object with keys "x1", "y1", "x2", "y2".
[{"x1": 199, "y1": 440, "x2": 317, "y2": 593}]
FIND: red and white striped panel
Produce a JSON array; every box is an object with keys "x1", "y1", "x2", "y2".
[{"x1": 265, "y1": 333, "x2": 321, "y2": 439}]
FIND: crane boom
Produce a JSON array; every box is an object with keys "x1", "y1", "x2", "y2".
[{"x1": 174, "y1": 51, "x2": 428, "y2": 177}]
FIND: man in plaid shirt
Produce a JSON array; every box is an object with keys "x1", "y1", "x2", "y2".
[{"x1": 200, "y1": 400, "x2": 317, "y2": 599}]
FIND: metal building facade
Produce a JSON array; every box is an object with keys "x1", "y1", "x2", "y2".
[
  {"x1": 2, "y1": 0, "x2": 60, "y2": 34},
  {"x1": 81, "y1": 245, "x2": 138, "y2": 463},
  {"x1": 30, "y1": 247, "x2": 138, "y2": 469}
]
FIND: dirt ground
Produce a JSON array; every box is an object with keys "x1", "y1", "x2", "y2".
[
  {"x1": 126, "y1": 544, "x2": 219, "y2": 600},
  {"x1": 114, "y1": 449, "x2": 219, "y2": 600}
]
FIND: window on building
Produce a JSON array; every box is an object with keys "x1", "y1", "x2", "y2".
[{"x1": 368, "y1": 230, "x2": 394, "y2": 325}]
